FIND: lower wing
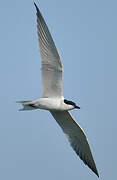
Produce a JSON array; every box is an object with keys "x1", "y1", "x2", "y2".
[{"x1": 50, "y1": 111, "x2": 99, "y2": 177}]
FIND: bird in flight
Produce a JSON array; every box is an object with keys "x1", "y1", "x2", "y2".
[{"x1": 17, "y1": 3, "x2": 99, "y2": 177}]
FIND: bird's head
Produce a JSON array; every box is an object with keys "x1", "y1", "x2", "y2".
[{"x1": 64, "y1": 99, "x2": 80, "y2": 109}]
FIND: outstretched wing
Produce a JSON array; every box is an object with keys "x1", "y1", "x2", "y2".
[
  {"x1": 34, "y1": 3, "x2": 63, "y2": 98},
  {"x1": 50, "y1": 111, "x2": 99, "y2": 177}
]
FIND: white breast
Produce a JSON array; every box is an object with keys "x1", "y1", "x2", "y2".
[{"x1": 33, "y1": 98, "x2": 74, "y2": 111}]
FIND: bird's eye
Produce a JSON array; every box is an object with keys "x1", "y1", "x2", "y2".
[{"x1": 64, "y1": 99, "x2": 75, "y2": 106}]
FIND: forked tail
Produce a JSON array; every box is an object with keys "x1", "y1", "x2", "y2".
[{"x1": 16, "y1": 101, "x2": 37, "y2": 111}]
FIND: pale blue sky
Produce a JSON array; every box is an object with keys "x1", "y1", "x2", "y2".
[{"x1": 0, "y1": 0, "x2": 117, "y2": 179}]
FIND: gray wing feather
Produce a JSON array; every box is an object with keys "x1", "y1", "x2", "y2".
[
  {"x1": 50, "y1": 111, "x2": 99, "y2": 177},
  {"x1": 34, "y1": 3, "x2": 63, "y2": 97}
]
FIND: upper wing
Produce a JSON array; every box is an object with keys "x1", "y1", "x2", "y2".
[
  {"x1": 50, "y1": 111, "x2": 99, "y2": 177},
  {"x1": 34, "y1": 3, "x2": 63, "y2": 98}
]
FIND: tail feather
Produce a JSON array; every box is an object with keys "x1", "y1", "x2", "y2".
[
  {"x1": 16, "y1": 100, "x2": 32, "y2": 104},
  {"x1": 16, "y1": 100, "x2": 37, "y2": 111}
]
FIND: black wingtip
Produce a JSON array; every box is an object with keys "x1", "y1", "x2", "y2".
[
  {"x1": 34, "y1": 2, "x2": 39, "y2": 12},
  {"x1": 92, "y1": 165, "x2": 99, "y2": 177},
  {"x1": 93, "y1": 171, "x2": 99, "y2": 178},
  {"x1": 93, "y1": 168, "x2": 99, "y2": 178},
  {"x1": 96, "y1": 171, "x2": 99, "y2": 178}
]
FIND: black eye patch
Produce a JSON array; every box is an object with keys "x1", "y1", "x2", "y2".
[{"x1": 64, "y1": 99, "x2": 76, "y2": 106}]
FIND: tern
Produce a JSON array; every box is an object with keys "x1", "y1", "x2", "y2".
[{"x1": 17, "y1": 3, "x2": 99, "y2": 177}]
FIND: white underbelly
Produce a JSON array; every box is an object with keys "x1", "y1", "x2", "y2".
[{"x1": 33, "y1": 98, "x2": 73, "y2": 111}]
